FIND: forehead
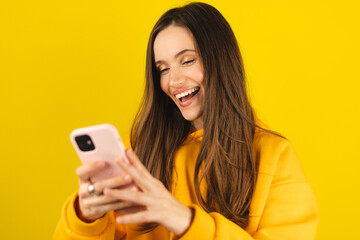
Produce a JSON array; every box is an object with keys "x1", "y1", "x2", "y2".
[{"x1": 153, "y1": 26, "x2": 196, "y2": 61}]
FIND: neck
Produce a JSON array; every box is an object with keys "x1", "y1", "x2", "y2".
[{"x1": 191, "y1": 117, "x2": 203, "y2": 131}]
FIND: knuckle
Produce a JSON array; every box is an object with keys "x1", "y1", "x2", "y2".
[
  {"x1": 114, "y1": 175, "x2": 124, "y2": 185},
  {"x1": 153, "y1": 178, "x2": 161, "y2": 185},
  {"x1": 93, "y1": 182, "x2": 101, "y2": 192},
  {"x1": 152, "y1": 178, "x2": 164, "y2": 188},
  {"x1": 79, "y1": 190, "x2": 87, "y2": 199},
  {"x1": 79, "y1": 186, "x2": 88, "y2": 198},
  {"x1": 132, "y1": 190, "x2": 141, "y2": 198},
  {"x1": 110, "y1": 189, "x2": 121, "y2": 199},
  {"x1": 82, "y1": 202, "x2": 90, "y2": 209},
  {"x1": 93, "y1": 160, "x2": 104, "y2": 169},
  {"x1": 121, "y1": 174, "x2": 130, "y2": 182},
  {"x1": 75, "y1": 166, "x2": 83, "y2": 176}
]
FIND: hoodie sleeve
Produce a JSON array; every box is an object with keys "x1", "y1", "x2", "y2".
[
  {"x1": 178, "y1": 139, "x2": 319, "y2": 240},
  {"x1": 53, "y1": 192, "x2": 125, "y2": 240}
]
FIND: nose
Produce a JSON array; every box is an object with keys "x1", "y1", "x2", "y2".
[{"x1": 169, "y1": 66, "x2": 185, "y2": 88}]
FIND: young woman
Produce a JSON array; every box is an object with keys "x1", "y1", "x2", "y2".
[{"x1": 54, "y1": 2, "x2": 319, "y2": 240}]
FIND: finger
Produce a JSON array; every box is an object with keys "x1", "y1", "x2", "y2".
[
  {"x1": 79, "y1": 181, "x2": 137, "y2": 200},
  {"x1": 94, "y1": 173, "x2": 133, "y2": 193},
  {"x1": 116, "y1": 211, "x2": 152, "y2": 224},
  {"x1": 115, "y1": 205, "x2": 147, "y2": 215},
  {"x1": 125, "y1": 149, "x2": 152, "y2": 177},
  {"x1": 82, "y1": 201, "x2": 138, "y2": 218},
  {"x1": 76, "y1": 161, "x2": 106, "y2": 184},
  {"x1": 83, "y1": 195, "x2": 135, "y2": 208},
  {"x1": 104, "y1": 188, "x2": 153, "y2": 206},
  {"x1": 117, "y1": 150, "x2": 156, "y2": 192},
  {"x1": 79, "y1": 183, "x2": 92, "y2": 199},
  {"x1": 83, "y1": 194, "x2": 120, "y2": 206}
]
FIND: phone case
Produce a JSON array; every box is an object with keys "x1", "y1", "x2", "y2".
[{"x1": 70, "y1": 123, "x2": 127, "y2": 182}]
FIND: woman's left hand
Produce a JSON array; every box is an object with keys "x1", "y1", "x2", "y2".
[{"x1": 103, "y1": 149, "x2": 194, "y2": 237}]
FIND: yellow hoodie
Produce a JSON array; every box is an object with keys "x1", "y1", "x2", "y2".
[{"x1": 54, "y1": 126, "x2": 319, "y2": 240}]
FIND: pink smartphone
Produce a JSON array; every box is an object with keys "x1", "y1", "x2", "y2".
[{"x1": 70, "y1": 123, "x2": 127, "y2": 182}]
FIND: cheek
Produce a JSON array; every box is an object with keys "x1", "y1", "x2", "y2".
[
  {"x1": 198, "y1": 71, "x2": 204, "y2": 84},
  {"x1": 195, "y1": 67, "x2": 205, "y2": 85},
  {"x1": 160, "y1": 77, "x2": 170, "y2": 97}
]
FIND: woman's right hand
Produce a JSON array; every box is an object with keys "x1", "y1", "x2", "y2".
[{"x1": 75, "y1": 160, "x2": 138, "y2": 222}]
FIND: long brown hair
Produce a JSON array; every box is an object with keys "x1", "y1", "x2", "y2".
[{"x1": 131, "y1": 2, "x2": 268, "y2": 232}]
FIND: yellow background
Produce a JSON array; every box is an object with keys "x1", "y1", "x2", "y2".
[{"x1": 1, "y1": 0, "x2": 359, "y2": 239}]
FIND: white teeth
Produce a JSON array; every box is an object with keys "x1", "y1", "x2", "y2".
[{"x1": 175, "y1": 87, "x2": 200, "y2": 99}]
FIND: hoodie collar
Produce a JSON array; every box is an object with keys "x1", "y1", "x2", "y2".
[{"x1": 185, "y1": 128, "x2": 204, "y2": 143}]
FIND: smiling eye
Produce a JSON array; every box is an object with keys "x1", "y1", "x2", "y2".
[
  {"x1": 159, "y1": 68, "x2": 169, "y2": 74},
  {"x1": 183, "y1": 59, "x2": 195, "y2": 65}
]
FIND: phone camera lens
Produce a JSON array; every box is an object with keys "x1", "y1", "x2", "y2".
[{"x1": 75, "y1": 135, "x2": 95, "y2": 151}]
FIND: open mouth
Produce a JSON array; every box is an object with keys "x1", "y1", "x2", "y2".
[{"x1": 176, "y1": 87, "x2": 200, "y2": 102}]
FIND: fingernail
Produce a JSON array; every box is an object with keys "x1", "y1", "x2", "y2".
[
  {"x1": 121, "y1": 153, "x2": 130, "y2": 164},
  {"x1": 126, "y1": 149, "x2": 133, "y2": 155},
  {"x1": 124, "y1": 175, "x2": 131, "y2": 181},
  {"x1": 116, "y1": 217, "x2": 124, "y2": 223}
]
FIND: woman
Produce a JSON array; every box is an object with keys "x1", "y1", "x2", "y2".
[{"x1": 54, "y1": 2, "x2": 319, "y2": 239}]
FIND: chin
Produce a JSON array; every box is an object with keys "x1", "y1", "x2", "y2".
[{"x1": 180, "y1": 110, "x2": 202, "y2": 122}]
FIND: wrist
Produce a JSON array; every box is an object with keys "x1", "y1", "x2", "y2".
[
  {"x1": 74, "y1": 196, "x2": 97, "y2": 223},
  {"x1": 173, "y1": 207, "x2": 195, "y2": 238}
]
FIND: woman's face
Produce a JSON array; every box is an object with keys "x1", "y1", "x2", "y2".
[{"x1": 154, "y1": 25, "x2": 205, "y2": 130}]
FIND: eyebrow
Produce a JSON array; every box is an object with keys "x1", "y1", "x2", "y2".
[{"x1": 155, "y1": 49, "x2": 196, "y2": 65}]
